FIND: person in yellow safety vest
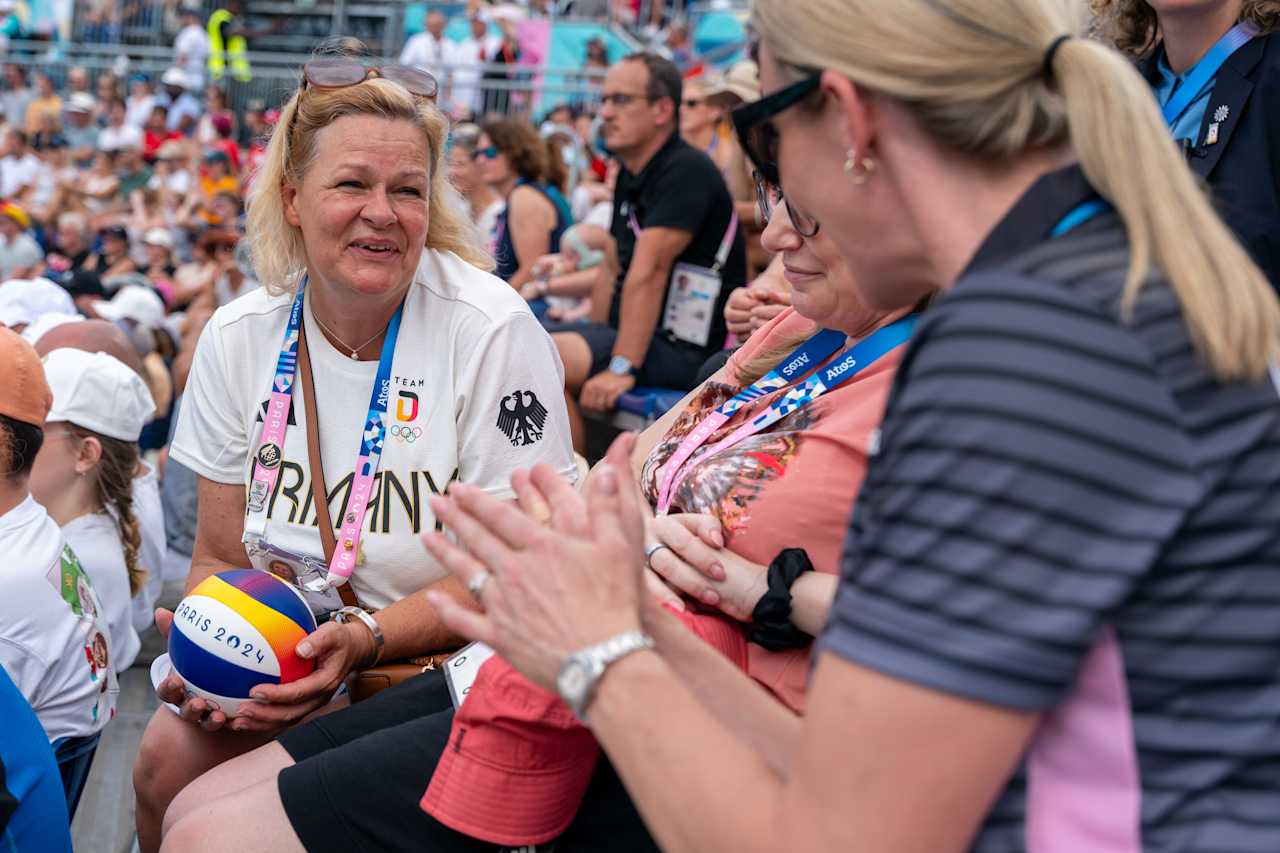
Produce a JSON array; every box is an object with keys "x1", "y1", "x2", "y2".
[{"x1": 207, "y1": 0, "x2": 251, "y2": 84}]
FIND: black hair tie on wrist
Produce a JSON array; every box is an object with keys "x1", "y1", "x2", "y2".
[
  {"x1": 1042, "y1": 34, "x2": 1072, "y2": 87},
  {"x1": 749, "y1": 548, "x2": 814, "y2": 652}
]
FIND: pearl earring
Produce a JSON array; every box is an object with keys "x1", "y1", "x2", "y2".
[{"x1": 843, "y1": 148, "x2": 876, "y2": 185}]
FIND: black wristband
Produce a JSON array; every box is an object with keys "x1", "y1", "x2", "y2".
[{"x1": 748, "y1": 548, "x2": 814, "y2": 651}]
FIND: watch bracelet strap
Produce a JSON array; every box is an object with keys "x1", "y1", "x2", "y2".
[
  {"x1": 569, "y1": 630, "x2": 655, "y2": 721},
  {"x1": 337, "y1": 606, "x2": 385, "y2": 665},
  {"x1": 593, "y1": 630, "x2": 655, "y2": 667}
]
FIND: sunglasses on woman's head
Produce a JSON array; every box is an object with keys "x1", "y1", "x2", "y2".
[
  {"x1": 753, "y1": 171, "x2": 819, "y2": 237},
  {"x1": 730, "y1": 73, "x2": 822, "y2": 186},
  {"x1": 472, "y1": 145, "x2": 499, "y2": 161},
  {"x1": 302, "y1": 57, "x2": 439, "y2": 101}
]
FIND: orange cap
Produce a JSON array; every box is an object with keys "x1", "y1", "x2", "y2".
[
  {"x1": 0, "y1": 327, "x2": 52, "y2": 427},
  {"x1": 421, "y1": 607, "x2": 748, "y2": 846}
]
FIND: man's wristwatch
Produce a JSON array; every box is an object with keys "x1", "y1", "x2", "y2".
[
  {"x1": 607, "y1": 354, "x2": 636, "y2": 377},
  {"x1": 556, "y1": 630, "x2": 655, "y2": 722},
  {"x1": 333, "y1": 606, "x2": 385, "y2": 666}
]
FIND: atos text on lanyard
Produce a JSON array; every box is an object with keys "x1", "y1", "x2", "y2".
[{"x1": 655, "y1": 317, "x2": 916, "y2": 514}]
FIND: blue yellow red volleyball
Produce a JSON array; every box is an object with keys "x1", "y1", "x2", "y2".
[{"x1": 168, "y1": 569, "x2": 317, "y2": 716}]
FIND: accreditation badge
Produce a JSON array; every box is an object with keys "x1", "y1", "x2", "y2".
[
  {"x1": 243, "y1": 536, "x2": 344, "y2": 617},
  {"x1": 661, "y1": 262, "x2": 720, "y2": 348}
]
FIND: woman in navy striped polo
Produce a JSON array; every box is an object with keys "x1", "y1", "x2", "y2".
[{"x1": 416, "y1": 0, "x2": 1280, "y2": 850}]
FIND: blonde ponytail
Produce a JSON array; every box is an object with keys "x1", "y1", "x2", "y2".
[
  {"x1": 71, "y1": 426, "x2": 146, "y2": 596},
  {"x1": 753, "y1": 0, "x2": 1280, "y2": 382}
]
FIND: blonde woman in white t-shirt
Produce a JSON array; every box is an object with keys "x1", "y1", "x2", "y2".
[{"x1": 134, "y1": 44, "x2": 577, "y2": 852}]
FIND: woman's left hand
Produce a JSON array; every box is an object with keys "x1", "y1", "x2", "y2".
[
  {"x1": 422, "y1": 434, "x2": 649, "y2": 691},
  {"x1": 648, "y1": 514, "x2": 768, "y2": 622},
  {"x1": 227, "y1": 621, "x2": 373, "y2": 733}
]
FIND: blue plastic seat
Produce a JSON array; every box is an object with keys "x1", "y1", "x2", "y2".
[{"x1": 616, "y1": 387, "x2": 687, "y2": 421}]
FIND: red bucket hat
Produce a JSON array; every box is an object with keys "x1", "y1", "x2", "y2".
[{"x1": 421, "y1": 606, "x2": 749, "y2": 846}]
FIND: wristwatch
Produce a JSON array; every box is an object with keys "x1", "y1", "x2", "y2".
[
  {"x1": 333, "y1": 606, "x2": 385, "y2": 666},
  {"x1": 556, "y1": 630, "x2": 655, "y2": 722},
  {"x1": 607, "y1": 354, "x2": 636, "y2": 377}
]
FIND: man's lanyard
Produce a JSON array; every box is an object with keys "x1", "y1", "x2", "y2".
[
  {"x1": 243, "y1": 276, "x2": 404, "y2": 590},
  {"x1": 655, "y1": 317, "x2": 916, "y2": 514},
  {"x1": 628, "y1": 209, "x2": 739, "y2": 273},
  {"x1": 1160, "y1": 22, "x2": 1257, "y2": 128}
]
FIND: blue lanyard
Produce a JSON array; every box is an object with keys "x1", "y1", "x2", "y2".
[
  {"x1": 1160, "y1": 22, "x2": 1257, "y2": 128},
  {"x1": 747, "y1": 316, "x2": 917, "y2": 427},
  {"x1": 1050, "y1": 199, "x2": 1109, "y2": 238},
  {"x1": 244, "y1": 273, "x2": 404, "y2": 565},
  {"x1": 656, "y1": 317, "x2": 915, "y2": 513},
  {"x1": 292, "y1": 276, "x2": 404, "y2": 460},
  {"x1": 718, "y1": 327, "x2": 848, "y2": 416}
]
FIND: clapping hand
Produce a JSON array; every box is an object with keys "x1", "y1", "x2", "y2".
[{"x1": 423, "y1": 434, "x2": 649, "y2": 690}]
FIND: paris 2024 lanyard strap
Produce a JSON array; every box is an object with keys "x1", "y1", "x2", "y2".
[
  {"x1": 243, "y1": 275, "x2": 404, "y2": 590},
  {"x1": 655, "y1": 316, "x2": 917, "y2": 515}
]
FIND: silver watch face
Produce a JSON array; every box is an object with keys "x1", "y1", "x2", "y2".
[{"x1": 557, "y1": 658, "x2": 592, "y2": 710}]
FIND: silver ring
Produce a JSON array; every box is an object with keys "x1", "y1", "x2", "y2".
[
  {"x1": 644, "y1": 542, "x2": 671, "y2": 569},
  {"x1": 467, "y1": 570, "x2": 493, "y2": 600}
]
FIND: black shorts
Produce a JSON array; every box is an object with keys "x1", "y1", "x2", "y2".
[
  {"x1": 276, "y1": 670, "x2": 656, "y2": 853},
  {"x1": 543, "y1": 321, "x2": 709, "y2": 391}
]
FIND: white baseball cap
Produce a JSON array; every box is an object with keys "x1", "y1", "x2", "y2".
[
  {"x1": 142, "y1": 227, "x2": 174, "y2": 249},
  {"x1": 43, "y1": 348, "x2": 155, "y2": 441},
  {"x1": 92, "y1": 284, "x2": 166, "y2": 330},
  {"x1": 65, "y1": 92, "x2": 97, "y2": 114},
  {"x1": 21, "y1": 312, "x2": 83, "y2": 345},
  {"x1": 0, "y1": 278, "x2": 76, "y2": 328},
  {"x1": 161, "y1": 67, "x2": 189, "y2": 88}
]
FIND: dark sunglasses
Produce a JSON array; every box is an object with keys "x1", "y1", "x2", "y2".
[
  {"x1": 302, "y1": 58, "x2": 438, "y2": 101},
  {"x1": 472, "y1": 145, "x2": 500, "y2": 161},
  {"x1": 730, "y1": 73, "x2": 821, "y2": 186},
  {"x1": 753, "y1": 171, "x2": 819, "y2": 237}
]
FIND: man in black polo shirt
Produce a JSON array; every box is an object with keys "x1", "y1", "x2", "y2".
[{"x1": 547, "y1": 52, "x2": 746, "y2": 450}]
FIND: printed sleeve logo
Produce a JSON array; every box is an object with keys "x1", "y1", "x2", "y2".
[{"x1": 496, "y1": 390, "x2": 548, "y2": 447}]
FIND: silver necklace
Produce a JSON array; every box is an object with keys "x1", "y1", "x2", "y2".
[{"x1": 312, "y1": 312, "x2": 384, "y2": 360}]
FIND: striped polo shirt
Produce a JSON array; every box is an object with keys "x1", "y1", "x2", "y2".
[{"x1": 822, "y1": 166, "x2": 1280, "y2": 852}]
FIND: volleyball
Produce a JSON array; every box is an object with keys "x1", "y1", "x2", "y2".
[{"x1": 168, "y1": 569, "x2": 317, "y2": 716}]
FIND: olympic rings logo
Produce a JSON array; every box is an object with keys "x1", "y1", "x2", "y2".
[{"x1": 390, "y1": 424, "x2": 423, "y2": 443}]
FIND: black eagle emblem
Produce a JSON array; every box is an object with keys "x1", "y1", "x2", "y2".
[{"x1": 496, "y1": 390, "x2": 548, "y2": 447}]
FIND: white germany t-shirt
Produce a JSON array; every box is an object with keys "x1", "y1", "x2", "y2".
[
  {"x1": 170, "y1": 249, "x2": 577, "y2": 610},
  {"x1": 0, "y1": 496, "x2": 118, "y2": 743}
]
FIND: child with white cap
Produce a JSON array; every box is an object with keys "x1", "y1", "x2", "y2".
[
  {"x1": 0, "y1": 328, "x2": 118, "y2": 748},
  {"x1": 29, "y1": 349, "x2": 156, "y2": 675},
  {"x1": 0, "y1": 277, "x2": 75, "y2": 333}
]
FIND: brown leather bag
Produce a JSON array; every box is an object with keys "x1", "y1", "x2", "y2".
[{"x1": 296, "y1": 322, "x2": 456, "y2": 703}]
